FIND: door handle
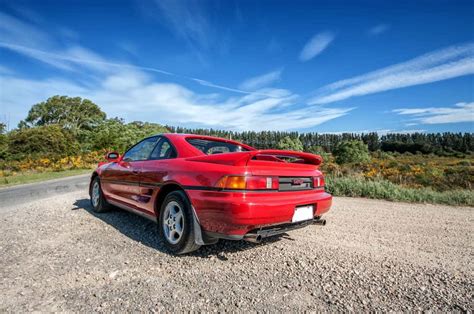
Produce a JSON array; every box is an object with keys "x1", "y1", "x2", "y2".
[{"x1": 132, "y1": 169, "x2": 140, "y2": 174}]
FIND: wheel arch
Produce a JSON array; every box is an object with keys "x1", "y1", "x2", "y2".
[
  {"x1": 89, "y1": 171, "x2": 99, "y2": 195},
  {"x1": 154, "y1": 182, "x2": 192, "y2": 217}
]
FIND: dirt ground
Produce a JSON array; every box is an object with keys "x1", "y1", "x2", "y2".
[{"x1": 0, "y1": 191, "x2": 472, "y2": 311}]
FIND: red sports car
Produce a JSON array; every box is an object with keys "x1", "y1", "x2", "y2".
[{"x1": 90, "y1": 134, "x2": 332, "y2": 254}]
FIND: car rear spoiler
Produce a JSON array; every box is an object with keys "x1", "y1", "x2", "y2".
[{"x1": 186, "y1": 150, "x2": 322, "y2": 167}]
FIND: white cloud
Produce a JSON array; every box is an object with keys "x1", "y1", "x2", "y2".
[
  {"x1": 239, "y1": 69, "x2": 282, "y2": 90},
  {"x1": 299, "y1": 31, "x2": 335, "y2": 62},
  {"x1": 368, "y1": 24, "x2": 390, "y2": 36},
  {"x1": 0, "y1": 69, "x2": 353, "y2": 131},
  {"x1": 310, "y1": 43, "x2": 474, "y2": 104},
  {"x1": 393, "y1": 102, "x2": 474, "y2": 124}
]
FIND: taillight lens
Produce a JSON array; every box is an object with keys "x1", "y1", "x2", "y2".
[
  {"x1": 313, "y1": 176, "x2": 325, "y2": 188},
  {"x1": 215, "y1": 176, "x2": 279, "y2": 190}
]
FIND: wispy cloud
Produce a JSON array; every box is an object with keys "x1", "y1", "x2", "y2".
[
  {"x1": 1, "y1": 41, "x2": 292, "y2": 97},
  {"x1": 0, "y1": 11, "x2": 51, "y2": 48},
  {"x1": 239, "y1": 69, "x2": 282, "y2": 91},
  {"x1": 3, "y1": 3, "x2": 45, "y2": 24},
  {"x1": 0, "y1": 42, "x2": 126, "y2": 73},
  {"x1": 58, "y1": 27, "x2": 80, "y2": 41},
  {"x1": 368, "y1": 24, "x2": 390, "y2": 36},
  {"x1": 150, "y1": 0, "x2": 212, "y2": 50},
  {"x1": 0, "y1": 11, "x2": 89, "y2": 73},
  {"x1": 117, "y1": 41, "x2": 139, "y2": 56},
  {"x1": 310, "y1": 43, "x2": 474, "y2": 104},
  {"x1": 299, "y1": 31, "x2": 335, "y2": 62},
  {"x1": 393, "y1": 102, "x2": 474, "y2": 124},
  {"x1": 0, "y1": 11, "x2": 271, "y2": 96}
]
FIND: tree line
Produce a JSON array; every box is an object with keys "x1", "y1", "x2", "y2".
[
  {"x1": 166, "y1": 126, "x2": 474, "y2": 155},
  {"x1": 0, "y1": 96, "x2": 473, "y2": 161}
]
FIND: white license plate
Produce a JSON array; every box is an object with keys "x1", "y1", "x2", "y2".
[{"x1": 292, "y1": 205, "x2": 314, "y2": 222}]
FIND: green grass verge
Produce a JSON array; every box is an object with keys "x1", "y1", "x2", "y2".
[
  {"x1": 0, "y1": 169, "x2": 92, "y2": 187},
  {"x1": 325, "y1": 175, "x2": 474, "y2": 206}
]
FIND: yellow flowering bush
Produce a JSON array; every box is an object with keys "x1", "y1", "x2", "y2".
[
  {"x1": 0, "y1": 151, "x2": 106, "y2": 178},
  {"x1": 328, "y1": 153, "x2": 474, "y2": 191}
]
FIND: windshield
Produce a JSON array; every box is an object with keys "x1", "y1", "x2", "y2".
[{"x1": 186, "y1": 138, "x2": 249, "y2": 155}]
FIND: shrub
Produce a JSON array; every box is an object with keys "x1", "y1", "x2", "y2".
[
  {"x1": 0, "y1": 123, "x2": 7, "y2": 159},
  {"x1": 333, "y1": 140, "x2": 370, "y2": 165},
  {"x1": 8, "y1": 125, "x2": 79, "y2": 160},
  {"x1": 306, "y1": 146, "x2": 330, "y2": 162}
]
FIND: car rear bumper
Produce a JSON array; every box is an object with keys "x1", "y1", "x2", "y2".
[{"x1": 186, "y1": 188, "x2": 332, "y2": 237}]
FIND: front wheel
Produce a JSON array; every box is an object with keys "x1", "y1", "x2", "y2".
[
  {"x1": 90, "y1": 177, "x2": 111, "y2": 213},
  {"x1": 158, "y1": 191, "x2": 201, "y2": 254}
]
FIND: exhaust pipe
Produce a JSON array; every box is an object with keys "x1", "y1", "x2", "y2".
[
  {"x1": 313, "y1": 219, "x2": 326, "y2": 226},
  {"x1": 244, "y1": 234, "x2": 262, "y2": 243}
]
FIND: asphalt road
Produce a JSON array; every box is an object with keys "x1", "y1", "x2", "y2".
[
  {"x1": 0, "y1": 174, "x2": 90, "y2": 211},
  {"x1": 0, "y1": 185, "x2": 472, "y2": 311}
]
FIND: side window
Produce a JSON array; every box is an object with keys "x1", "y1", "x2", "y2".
[
  {"x1": 150, "y1": 138, "x2": 177, "y2": 160},
  {"x1": 123, "y1": 137, "x2": 160, "y2": 161}
]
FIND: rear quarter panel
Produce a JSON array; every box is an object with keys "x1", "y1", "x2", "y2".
[{"x1": 155, "y1": 159, "x2": 248, "y2": 187}]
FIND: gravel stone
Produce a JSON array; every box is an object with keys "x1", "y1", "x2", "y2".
[{"x1": 0, "y1": 191, "x2": 472, "y2": 311}]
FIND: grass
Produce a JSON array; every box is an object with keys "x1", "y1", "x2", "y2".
[
  {"x1": 0, "y1": 169, "x2": 92, "y2": 187},
  {"x1": 325, "y1": 174, "x2": 474, "y2": 207}
]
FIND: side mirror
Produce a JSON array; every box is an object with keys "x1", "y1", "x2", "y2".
[{"x1": 106, "y1": 152, "x2": 120, "y2": 162}]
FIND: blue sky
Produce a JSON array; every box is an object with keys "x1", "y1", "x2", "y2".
[{"x1": 0, "y1": 0, "x2": 473, "y2": 133}]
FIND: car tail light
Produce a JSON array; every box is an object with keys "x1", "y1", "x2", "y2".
[
  {"x1": 215, "y1": 176, "x2": 279, "y2": 190},
  {"x1": 313, "y1": 176, "x2": 325, "y2": 188}
]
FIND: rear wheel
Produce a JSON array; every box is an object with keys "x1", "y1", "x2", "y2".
[
  {"x1": 90, "y1": 177, "x2": 111, "y2": 213},
  {"x1": 158, "y1": 191, "x2": 201, "y2": 254}
]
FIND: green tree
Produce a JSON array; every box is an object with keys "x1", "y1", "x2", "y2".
[
  {"x1": 276, "y1": 136, "x2": 304, "y2": 151},
  {"x1": 307, "y1": 145, "x2": 330, "y2": 162},
  {"x1": 0, "y1": 123, "x2": 7, "y2": 159},
  {"x1": 8, "y1": 124, "x2": 79, "y2": 159},
  {"x1": 20, "y1": 96, "x2": 106, "y2": 133},
  {"x1": 333, "y1": 140, "x2": 370, "y2": 164},
  {"x1": 87, "y1": 118, "x2": 168, "y2": 152}
]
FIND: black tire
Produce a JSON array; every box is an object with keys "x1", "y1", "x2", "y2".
[
  {"x1": 89, "y1": 177, "x2": 111, "y2": 213},
  {"x1": 158, "y1": 191, "x2": 201, "y2": 255}
]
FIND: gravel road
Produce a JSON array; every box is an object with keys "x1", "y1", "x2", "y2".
[{"x1": 0, "y1": 190, "x2": 472, "y2": 311}]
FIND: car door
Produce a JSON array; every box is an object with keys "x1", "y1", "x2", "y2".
[
  {"x1": 101, "y1": 136, "x2": 160, "y2": 208},
  {"x1": 138, "y1": 137, "x2": 178, "y2": 214}
]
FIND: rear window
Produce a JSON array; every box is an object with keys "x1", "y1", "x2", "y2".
[{"x1": 187, "y1": 138, "x2": 249, "y2": 155}]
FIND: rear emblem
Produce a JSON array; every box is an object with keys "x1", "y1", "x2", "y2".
[{"x1": 291, "y1": 179, "x2": 304, "y2": 185}]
